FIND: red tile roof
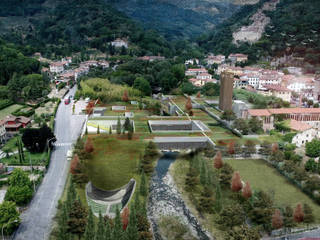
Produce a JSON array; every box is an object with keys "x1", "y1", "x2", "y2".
[
  {"x1": 248, "y1": 109, "x2": 271, "y2": 117},
  {"x1": 248, "y1": 108, "x2": 320, "y2": 117},
  {"x1": 264, "y1": 85, "x2": 291, "y2": 92},
  {"x1": 289, "y1": 119, "x2": 312, "y2": 131}
]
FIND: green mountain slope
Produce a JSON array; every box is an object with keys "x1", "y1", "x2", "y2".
[
  {"x1": 106, "y1": 0, "x2": 242, "y2": 40},
  {"x1": 0, "y1": 0, "x2": 174, "y2": 58},
  {"x1": 198, "y1": 0, "x2": 320, "y2": 68}
]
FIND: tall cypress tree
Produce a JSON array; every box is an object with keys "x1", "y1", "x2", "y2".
[
  {"x1": 200, "y1": 160, "x2": 207, "y2": 186},
  {"x1": 105, "y1": 217, "x2": 111, "y2": 240},
  {"x1": 17, "y1": 139, "x2": 22, "y2": 163},
  {"x1": 58, "y1": 203, "x2": 70, "y2": 240},
  {"x1": 112, "y1": 208, "x2": 124, "y2": 240},
  {"x1": 126, "y1": 206, "x2": 139, "y2": 240},
  {"x1": 134, "y1": 192, "x2": 140, "y2": 213},
  {"x1": 215, "y1": 183, "x2": 222, "y2": 213},
  {"x1": 116, "y1": 117, "x2": 121, "y2": 134},
  {"x1": 84, "y1": 208, "x2": 95, "y2": 240},
  {"x1": 66, "y1": 178, "x2": 76, "y2": 211},
  {"x1": 139, "y1": 172, "x2": 147, "y2": 196},
  {"x1": 95, "y1": 212, "x2": 105, "y2": 240}
]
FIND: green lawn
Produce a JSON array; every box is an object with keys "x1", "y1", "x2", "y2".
[
  {"x1": 226, "y1": 158, "x2": 320, "y2": 222},
  {"x1": 86, "y1": 135, "x2": 146, "y2": 190},
  {"x1": 0, "y1": 104, "x2": 23, "y2": 119},
  {"x1": 0, "y1": 151, "x2": 49, "y2": 165}
]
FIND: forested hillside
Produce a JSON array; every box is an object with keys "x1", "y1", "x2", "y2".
[
  {"x1": 198, "y1": 0, "x2": 320, "y2": 67},
  {"x1": 1, "y1": 0, "x2": 177, "y2": 58},
  {"x1": 107, "y1": 0, "x2": 240, "y2": 40}
]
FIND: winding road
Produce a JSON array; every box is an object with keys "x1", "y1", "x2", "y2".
[{"x1": 13, "y1": 87, "x2": 86, "y2": 240}]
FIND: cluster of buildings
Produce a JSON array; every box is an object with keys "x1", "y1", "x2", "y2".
[
  {"x1": 46, "y1": 58, "x2": 110, "y2": 85},
  {"x1": 217, "y1": 65, "x2": 319, "y2": 104},
  {"x1": 138, "y1": 56, "x2": 165, "y2": 62},
  {"x1": 205, "y1": 53, "x2": 248, "y2": 66},
  {"x1": 185, "y1": 68, "x2": 216, "y2": 87}
]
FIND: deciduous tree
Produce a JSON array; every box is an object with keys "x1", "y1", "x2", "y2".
[
  {"x1": 122, "y1": 90, "x2": 129, "y2": 102},
  {"x1": 293, "y1": 203, "x2": 304, "y2": 223},
  {"x1": 242, "y1": 181, "x2": 252, "y2": 199},
  {"x1": 85, "y1": 138, "x2": 94, "y2": 153},
  {"x1": 185, "y1": 97, "x2": 192, "y2": 111},
  {"x1": 272, "y1": 209, "x2": 283, "y2": 229},
  {"x1": 231, "y1": 171, "x2": 242, "y2": 192},
  {"x1": 214, "y1": 151, "x2": 223, "y2": 169}
]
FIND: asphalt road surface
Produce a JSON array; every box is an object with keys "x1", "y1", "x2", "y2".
[{"x1": 14, "y1": 87, "x2": 86, "y2": 240}]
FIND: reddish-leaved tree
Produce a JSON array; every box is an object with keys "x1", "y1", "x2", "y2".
[
  {"x1": 121, "y1": 207, "x2": 130, "y2": 230},
  {"x1": 228, "y1": 141, "x2": 235, "y2": 155},
  {"x1": 272, "y1": 143, "x2": 279, "y2": 153},
  {"x1": 213, "y1": 151, "x2": 223, "y2": 169},
  {"x1": 294, "y1": 203, "x2": 304, "y2": 223},
  {"x1": 231, "y1": 171, "x2": 242, "y2": 192},
  {"x1": 196, "y1": 91, "x2": 201, "y2": 98},
  {"x1": 242, "y1": 181, "x2": 252, "y2": 199},
  {"x1": 185, "y1": 97, "x2": 192, "y2": 111},
  {"x1": 70, "y1": 154, "x2": 80, "y2": 175},
  {"x1": 85, "y1": 138, "x2": 94, "y2": 153},
  {"x1": 122, "y1": 90, "x2": 129, "y2": 102},
  {"x1": 272, "y1": 209, "x2": 283, "y2": 229}
]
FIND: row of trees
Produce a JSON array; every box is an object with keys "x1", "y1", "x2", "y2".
[{"x1": 182, "y1": 148, "x2": 315, "y2": 238}]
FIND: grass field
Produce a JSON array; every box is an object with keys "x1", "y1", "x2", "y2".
[
  {"x1": 0, "y1": 104, "x2": 22, "y2": 119},
  {"x1": 1, "y1": 151, "x2": 49, "y2": 165},
  {"x1": 226, "y1": 158, "x2": 320, "y2": 222},
  {"x1": 86, "y1": 135, "x2": 146, "y2": 190}
]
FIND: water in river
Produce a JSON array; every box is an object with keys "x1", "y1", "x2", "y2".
[{"x1": 147, "y1": 152, "x2": 212, "y2": 240}]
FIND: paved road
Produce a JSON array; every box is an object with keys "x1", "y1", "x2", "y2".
[{"x1": 14, "y1": 87, "x2": 86, "y2": 240}]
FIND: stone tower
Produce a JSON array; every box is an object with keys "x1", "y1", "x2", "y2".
[{"x1": 219, "y1": 71, "x2": 234, "y2": 111}]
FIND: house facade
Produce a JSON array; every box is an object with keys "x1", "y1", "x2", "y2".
[{"x1": 4, "y1": 116, "x2": 31, "y2": 132}]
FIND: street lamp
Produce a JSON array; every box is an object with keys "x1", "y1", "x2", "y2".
[{"x1": 1, "y1": 219, "x2": 18, "y2": 240}]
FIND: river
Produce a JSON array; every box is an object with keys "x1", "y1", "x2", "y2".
[{"x1": 148, "y1": 152, "x2": 212, "y2": 240}]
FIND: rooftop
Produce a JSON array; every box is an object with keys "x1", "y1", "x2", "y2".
[{"x1": 289, "y1": 119, "x2": 312, "y2": 132}]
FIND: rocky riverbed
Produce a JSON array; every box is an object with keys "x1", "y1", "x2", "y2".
[{"x1": 147, "y1": 152, "x2": 212, "y2": 240}]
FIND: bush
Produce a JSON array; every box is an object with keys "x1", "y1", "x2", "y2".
[{"x1": 306, "y1": 139, "x2": 320, "y2": 157}]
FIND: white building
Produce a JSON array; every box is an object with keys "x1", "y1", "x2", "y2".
[
  {"x1": 291, "y1": 120, "x2": 319, "y2": 147},
  {"x1": 49, "y1": 62, "x2": 65, "y2": 73},
  {"x1": 196, "y1": 73, "x2": 212, "y2": 80},
  {"x1": 111, "y1": 38, "x2": 128, "y2": 48},
  {"x1": 185, "y1": 59, "x2": 199, "y2": 65},
  {"x1": 185, "y1": 68, "x2": 208, "y2": 76}
]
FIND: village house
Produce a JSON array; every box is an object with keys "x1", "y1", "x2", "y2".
[
  {"x1": 185, "y1": 58, "x2": 199, "y2": 65},
  {"x1": 290, "y1": 120, "x2": 318, "y2": 147},
  {"x1": 49, "y1": 62, "x2": 65, "y2": 73},
  {"x1": 196, "y1": 73, "x2": 212, "y2": 80},
  {"x1": 206, "y1": 55, "x2": 225, "y2": 65},
  {"x1": 233, "y1": 78, "x2": 248, "y2": 89},
  {"x1": 228, "y1": 53, "x2": 248, "y2": 63},
  {"x1": 138, "y1": 56, "x2": 165, "y2": 62},
  {"x1": 189, "y1": 78, "x2": 216, "y2": 87},
  {"x1": 257, "y1": 85, "x2": 292, "y2": 102},
  {"x1": 185, "y1": 68, "x2": 208, "y2": 76},
  {"x1": 285, "y1": 75, "x2": 314, "y2": 93},
  {"x1": 111, "y1": 38, "x2": 128, "y2": 48},
  {"x1": 3, "y1": 116, "x2": 31, "y2": 132},
  {"x1": 245, "y1": 108, "x2": 320, "y2": 132}
]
